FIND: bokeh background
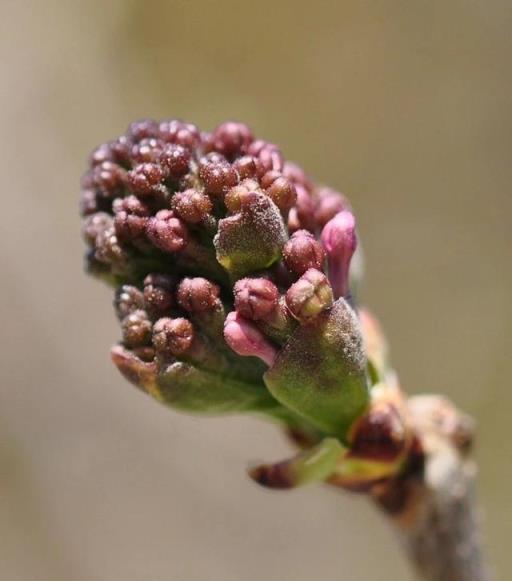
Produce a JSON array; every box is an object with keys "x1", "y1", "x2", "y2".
[{"x1": 1, "y1": 1, "x2": 511, "y2": 579}]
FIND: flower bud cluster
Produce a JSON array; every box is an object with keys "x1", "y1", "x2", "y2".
[{"x1": 81, "y1": 119, "x2": 373, "y2": 460}]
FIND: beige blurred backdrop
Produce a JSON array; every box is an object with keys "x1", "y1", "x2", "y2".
[{"x1": 1, "y1": 1, "x2": 511, "y2": 580}]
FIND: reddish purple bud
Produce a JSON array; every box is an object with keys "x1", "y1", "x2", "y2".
[
  {"x1": 315, "y1": 188, "x2": 350, "y2": 228},
  {"x1": 152, "y1": 317, "x2": 194, "y2": 356},
  {"x1": 295, "y1": 185, "x2": 317, "y2": 231},
  {"x1": 79, "y1": 189, "x2": 100, "y2": 216},
  {"x1": 223, "y1": 311, "x2": 277, "y2": 367},
  {"x1": 92, "y1": 161, "x2": 126, "y2": 198},
  {"x1": 127, "y1": 163, "x2": 166, "y2": 196},
  {"x1": 261, "y1": 171, "x2": 297, "y2": 211},
  {"x1": 121, "y1": 309, "x2": 153, "y2": 347},
  {"x1": 233, "y1": 278, "x2": 279, "y2": 320},
  {"x1": 131, "y1": 138, "x2": 164, "y2": 164},
  {"x1": 82, "y1": 212, "x2": 113, "y2": 247},
  {"x1": 158, "y1": 119, "x2": 201, "y2": 149},
  {"x1": 110, "y1": 136, "x2": 132, "y2": 167},
  {"x1": 171, "y1": 189, "x2": 212, "y2": 224},
  {"x1": 143, "y1": 273, "x2": 175, "y2": 317},
  {"x1": 159, "y1": 144, "x2": 191, "y2": 178},
  {"x1": 211, "y1": 121, "x2": 253, "y2": 158},
  {"x1": 233, "y1": 155, "x2": 260, "y2": 180},
  {"x1": 114, "y1": 285, "x2": 145, "y2": 320},
  {"x1": 247, "y1": 140, "x2": 284, "y2": 176},
  {"x1": 113, "y1": 195, "x2": 150, "y2": 241},
  {"x1": 146, "y1": 210, "x2": 189, "y2": 253},
  {"x1": 283, "y1": 230, "x2": 325, "y2": 276},
  {"x1": 285, "y1": 268, "x2": 334, "y2": 322},
  {"x1": 321, "y1": 210, "x2": 357, "y2": 299},
  {"x1": 127, "y1": 119, "x2": 159, "y2": 142},
  {"x1": 224, "y1": 179, "x2": 259, "y2": 213},
  {"x1": 199, "y1": 159, "x2": 238, "y2": 196},
  {"x1": 89, "y1": 142, "x2": 117, "y2": 166},
  {"x1": 95, "y1": 226, "x2": 128, "y2": 265},
  {"x1": 282, "y1": 161, "x2": 313, "y2": 191},
  {"x1": 176, "y1": 277, "x2": 220, "y2": 312}
]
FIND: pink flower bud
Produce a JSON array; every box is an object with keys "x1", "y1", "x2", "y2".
[
  {"x1": 146, "y1": 210, "x2": 189, "y2": 253},
  {"x1": 315, "y1": 188, "x2": 350, "y2": 228},
  {"x1": 198, "y1": 159, "x2": 238, "y2": 196},
  {"x1": 247, "y1": 140, "x2": 284, "y2": 176},
  {"x1": 113, "y1": 195, "x2": 150, "y2": 242},
  {"x1": 159, "y1": 144, "x2": 191, "y2": 178},
  {"x1": 121, "y1": 310, "x2": 153, "y2": 347},
  {"x1": 211, "y1": 121, "x2": 253, "y2": 158},
  {"x1": 176, "y1": 277, "x2": 221, "y2": 312},
  {"x1": 282, "y1": 230, "x2": 325, "y2": 276},
  {"x1": 143, "y1": 273, "x2": 175, "y2": 317},
  {"x1": 152, "y1": 317, "x2": 194, "y2": 357},
  {"x1": 261, "y1": 171, "x2": 297, "y2": 211},
  {"x1": 285, "y1": 268, "x2": 334, "y2": 322},
  {"x1": 223, "y1": 311, "x2": 277, "y2": 367},
  {"x1": 321, "y1": 211, "x2": 357, "y2": 299},
  {"x1": 127, "y1": 162, "x2": 167, "y2": 197},
  {"x1": 171, "y1": 189, "x2": 212, "y2": 224},
  {"x1": 234, "y1": 278, "x2": 279, "y2": 320}
]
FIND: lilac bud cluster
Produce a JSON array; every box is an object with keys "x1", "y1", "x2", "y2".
[{"x1": 81, "y1": 119, "x2": 360, "y2": 417}]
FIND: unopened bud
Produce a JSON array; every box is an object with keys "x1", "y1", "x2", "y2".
[
  {"x1": 315, "y1": 188, "x2": 350, "y2": 228},
  {"x1": 131, "y1": 138, "x2": 164, "y2": 164},
  {"x1": 224, "y1": 179, "x2": 259, "y2": 213},
  {"x1": 247, "y1": 140, "x2": 284, "y2": 175},
  {"x1": 199, "y1": 159, "x2": 238, "y2": 196},
  {"x1": 233, "y1": 155, "x2": 260, "y2": 180},
  {"x1": 127, "y1": 118, "x2": 159, "y2": 142},
  {"x1": 158, "y1": 119, "x2": 201, "y2": 149},
  {"x1": 223, "y1": 311, "x2": 277, "y2": 367},
  {"x1": 286, "y1": 269, "x2": 333, "y2": 322},
  {"x1": 282, "y1": 230, "x2": 325, "y2": 276},
  {"x1": 114, "y1": 285, "x2": 145, "y2": 320},
  {"x1": 90, "y1": 142, "x2": 118, "y2": 166},
  {"x1": 127, "y1": 163, "x2": 166, "y2": 196},
  {"x1": 211, "y1": 121, "x2": 253, "y2": 158},
  {"x1": 176, "y1": 277, "x2": 220, "y2": 312},
  {"x1": 159, "y1": 144, "x2": 191, "y2": 178},
  {"x1": 92, "y1": 161, "x2": 127, "y2": 199},
  {"x1": 95, "y1": 226, "x2": 129, "y2": 266},
  {"x1": 261, "y1": 171, "x2": 297, "y2": 211},
  {"x1": 79, "y1": 189, "x2": 100, "y2": 216},
  {"x1": 282, "y1": 161, "x2": 313, "y2": 191},
  {"x1": 295, "y1": 185, "x2": 317, "y2": 232},
  {"x1": 171, "y1": 188, "x2": 212, "y2": 224},
  {"x1": 321, "y1": 211, "x2": 357, "y2": 299},
  {"x1": 143, "y1": 273, "x2": 175, "y2": 317},
  {"x1": 82, "y1": 212, "x2": 113, "y2": 247},
  {"x1": 113, "y1": 195, "x2": 150, "y2": 241},
  {"x1": 146, "y1": 210, "x2": 189, "y2": 253},
  {"x1": 152, "y1": 317, "x2": 194, "y2": 357},
  {"x1": 121, "y1": 309, "x2": 153, "y2": 347},
  {"x1": 234, "y1": 278, "x2": 279, "y2": 320}
]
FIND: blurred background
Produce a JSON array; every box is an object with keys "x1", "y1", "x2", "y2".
[{"x1": 1, "y1": 1, "x2": 511, "y2": 579}]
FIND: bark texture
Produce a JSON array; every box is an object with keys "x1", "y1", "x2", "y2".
[{"x1": 374, "y1": 396, "x2": 490, "y2": 581}]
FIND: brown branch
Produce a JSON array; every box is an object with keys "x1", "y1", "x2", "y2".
[{"x1": 373, "y1": 395, "x2": 490, "y2": 581}]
